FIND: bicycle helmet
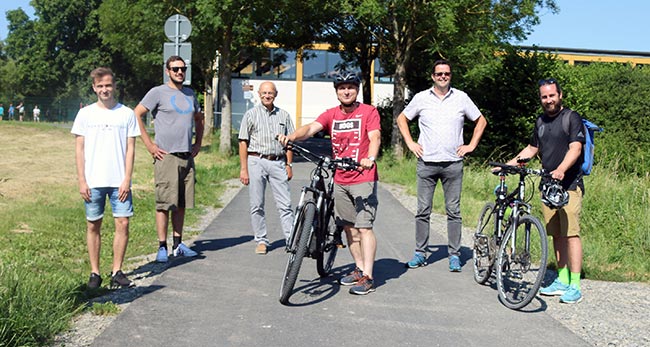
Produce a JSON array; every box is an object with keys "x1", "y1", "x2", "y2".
[
  {"x1": 540, "y1": 180, "x2": 569, "y2": 209},
  {"x1": 333, "y1": 72, "x2": 361, "y2": 88}
]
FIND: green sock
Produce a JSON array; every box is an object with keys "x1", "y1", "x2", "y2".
[
  {"x1": 570, "y1": 272, "x2": 581, "y2": 290},
  {"x1": 558, "y1": 267, "x2": 570, "y2": 285}
]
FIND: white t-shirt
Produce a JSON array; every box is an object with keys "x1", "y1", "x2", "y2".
[
  {"x1": 402, "y1": 87, "x2": 482, "y2": 162},
  {"x1": 71, "y1": 103, "x2": 140, "y2": 188}
]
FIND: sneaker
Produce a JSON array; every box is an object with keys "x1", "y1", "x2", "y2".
[
  {"x1": 406, "y1": 252, "x2": 427, "y2": 268},
  {"x1": 109, "y1": 270, "x2": 135, "y2": 289},
  {"x1": 539, "y1": 278, "x2": 570, "y2": 296},
  {"x1": 255, "y1": 243, "x2": 267, "y2": 255},
  {"x1": 156, "y1": 246, "x2": 168, "y2": 263},
  {"x1": 449, "y1": 255, "x2": 462, "y2": 272},
  {"x1": 339, "y1": 267, "x2": 363, "y2": 286},
  {"x1": 87, "y1": 272, "x2": 102, "y2": 289},
  {"x1": 173, "y1": 243, "x2": 198, "y2": 257},
  {"x1": 349, "y1": 275, "x2": 375, "y2": 295},
  {"x1": 560, "y1": 285, "x2": 583, "y2": 304}
]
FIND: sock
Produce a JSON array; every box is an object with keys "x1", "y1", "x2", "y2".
[
  {"x1": 158, "y1": 241, "x2": 167, "y2": 249},
  {"x1": 558, "y1": 267, "x2": 570, "y2": 285},
  {"x1": 570, "y1": 272, "x2": 581, "y2": 290},
  {"x1": 173, "y1": 236, "x2": 181, "y2": 249}
]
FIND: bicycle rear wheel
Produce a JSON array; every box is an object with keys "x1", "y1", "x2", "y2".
[
  {"x1": 473, "y1": 202, "x2": 497, "y2": 284},
  {"x1": 279, "y1": 201, "x2": 316, "y2": 305},
  {"x1": 316, "y1": 212, "x2": 340, "y2": 277},
  {"x1": 496, "y1": 215, "x2": 548, "y2": 310}
]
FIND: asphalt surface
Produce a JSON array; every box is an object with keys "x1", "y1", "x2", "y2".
[{"x1": 91, "y1": 139, "x2": 589, "y2": 347}]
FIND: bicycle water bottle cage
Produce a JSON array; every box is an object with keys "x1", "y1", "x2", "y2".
[{"x1": 540, "y1": 180, "x2": 569, "y2": 209}]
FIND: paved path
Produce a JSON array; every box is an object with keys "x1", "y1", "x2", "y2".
[{"x1": 92, "y1": 141, "x2": 589, "y2": 347}]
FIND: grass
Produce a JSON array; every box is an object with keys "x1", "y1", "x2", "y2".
[
  {"x1": 378, "y1": 153, "x2": 650, "y2": 283},
  {"x1": 0, "y1": 122, "x2": 239, "y2": 347}
]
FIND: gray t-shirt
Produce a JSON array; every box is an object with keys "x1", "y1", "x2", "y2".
[{"x1": 140, "y1": 84, "x2": 200, "y2": 153}]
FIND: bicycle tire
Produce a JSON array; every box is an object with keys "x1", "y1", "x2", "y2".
[
  {"x1": 473, "y1": 202, "x2": 497, "y2": 284},
  {"x1": 316, "y1": 212, "x2": 339, "y2": 277},
  {"x1": 496, "y1": 214, "x2": 548, "y2": 310},
  {"x1": 279, "y1": 201, "x2": 316, "y2": 304}
]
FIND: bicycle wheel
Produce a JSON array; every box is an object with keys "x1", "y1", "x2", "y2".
[
  {"x1": 316, "y1": 211, "x2": 339, "y2": 277},
  {"x1": 496, "y1": 214, "x2": 548, "y2": 310},
  {"x1": 473, "y1": 202, "x2": 498, "y2": 284},
  {"x1": 279, "y1": 201, "x2": 316, "y2": 304}
]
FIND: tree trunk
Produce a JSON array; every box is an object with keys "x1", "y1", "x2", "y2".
[{"x1": 218, "y1": 26, "x2": 233, "y2": 155}]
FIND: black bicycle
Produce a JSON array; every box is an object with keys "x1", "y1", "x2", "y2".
[
  {"x1": 279, "y1": 140, "x2": 359, "y2": 305},
  {"x1": 473, "y1": 159, "x2": 549, "y2": 310}
]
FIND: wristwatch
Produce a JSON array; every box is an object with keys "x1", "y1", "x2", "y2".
[
  {"x1": 286, "y1": 163, "x2": 293, "y2": 167},
  {"x1": 367, "y1": 156, "x2": 375, "y2": 162}
]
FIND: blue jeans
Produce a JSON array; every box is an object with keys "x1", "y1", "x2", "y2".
[
  {"x1": 85, "y1": 187, "x2": 133, "y2": 221},
  {"x1": 414, "y1": 160, "x2": 463, "y2": 257}
]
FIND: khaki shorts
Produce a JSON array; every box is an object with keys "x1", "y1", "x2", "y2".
[
  {"x1": 541, "y1": 186, "x2": 582, "y2": 237},
  {"x1": 333, "y1": 181, "x2": 378, "y2": 229},
  {"x1": 154, "y1": 154, "x2": 195, "y2": 211}
]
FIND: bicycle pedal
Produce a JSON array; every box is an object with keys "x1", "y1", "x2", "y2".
[{"x1": 336, "y1": 244, "x2": 346, "y2": 249}]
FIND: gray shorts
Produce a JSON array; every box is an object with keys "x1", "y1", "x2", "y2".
[
  {"x1": 333, "y1": 181, "x2": 378, "y2": 229},
  {"x1": 154, "y1": 153, "x2": 195, "y2": 211}
]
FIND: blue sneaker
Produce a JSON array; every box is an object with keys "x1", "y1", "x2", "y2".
[
  {"x1": 156, "y1": 246, "x2": 168, "y2": 263},
  {"x1": 560, "y1": 285, "x2": 583, "y2": 304},
  {"x1": 449, "y1": 255, "x2": 462, "y2": 272},
  {"x1": 173, "y1": 243, "x2": 198, "y2": 257},
  {"x1": 539, "y1": 278, "x2": 569, "y2": 296},
  {"x1": 406, "y1": 252, "x2": 427, "y2": 268}
]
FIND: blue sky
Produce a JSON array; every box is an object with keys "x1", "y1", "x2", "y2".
[{"x1": 1, "y1": 0, "x2": 648, "y2": 52}]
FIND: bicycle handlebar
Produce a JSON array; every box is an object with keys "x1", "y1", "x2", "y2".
[
  {"x1": 281, "y1": 139, "x2": 360, "y2": 171},
  {"x1": 489, "y1": 161, "x2": 547, "y2": 178}
]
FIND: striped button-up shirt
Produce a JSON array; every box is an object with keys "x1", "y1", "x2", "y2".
[{"x1": 238, "y1": 104, "x2": 295, "y2": 155}]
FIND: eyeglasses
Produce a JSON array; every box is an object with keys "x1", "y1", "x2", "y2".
[
  {"x1": 538, "y1": 78, "x2": 557, "y2": 86},
  {"x1": 433, "y1": 72, "x2": 451, "y2": 77},
  {"x1": 169, "y1": 66, "x2": 187, "y2": 73}
]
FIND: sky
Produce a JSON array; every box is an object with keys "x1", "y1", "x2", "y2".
[{"x1": 1, "y1": 0, "x2": 648, "y2": 52}]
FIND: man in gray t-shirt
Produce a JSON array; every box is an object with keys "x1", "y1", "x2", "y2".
[
  {"x1": 397, "y1": 59, "x2": 487, "y2": 272},
  {"x1": 135, "y1": 55, "x2": 204, "y2": 263}
]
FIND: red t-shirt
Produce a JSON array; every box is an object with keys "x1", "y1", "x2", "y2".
[{"x1": 315, "y1": 103, "x2": 380, "y2": 185}]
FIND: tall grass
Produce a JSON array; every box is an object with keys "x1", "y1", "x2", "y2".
[
  {"x1": 379, "y1": 154, "x2": 650, "y2": 283},
  {"x1": 0, "y1": 124, "x2": 239, "y2": 347}
]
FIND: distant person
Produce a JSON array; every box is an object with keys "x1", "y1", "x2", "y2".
[
  {"x1": 238, "y1": 81, "x2": 295, "y2": 255},
  {"x1": 0, "y1": 104, "x2": 4, "y2": 121},
  {"x1": 278, "y1": 72, "x2": 381, "y2": 295},
  {"x1": 17, "y1": 102, "x2": 25, "y2": 122},
  {"x1": 71, "y1": 67, "x2": 140, "y2": 289},
  {"x1": 33, "y1": 105, "x2": 41, "y2": 122},
  {"x1": 506, "y1": 78, "x2": 586, "y2": 304},
  {"x1": 134, "y1": 55, "x2": 204, "y2": 263},
  {"x1": 8, "y1": 103, "x2": 15, "y2": 120},
  {"x1": 396, "y1": 59, "x2": 487, "y2": 272}
]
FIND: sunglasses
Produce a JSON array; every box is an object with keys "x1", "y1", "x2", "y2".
[
  {"x1": 538, "y1": 78, "x2": 557, "y2": 86},
  {"x1": 433, "y1": 72, "x2": 451, "y2": 77},
  {"x1": 169, "y1": 66, "x2": 187, "y2": 73}
]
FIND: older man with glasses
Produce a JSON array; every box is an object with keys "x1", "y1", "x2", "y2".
[
  {"x1": 397, "y1": 59, "x2": 487, "y2": 273},
  {"x1": 134, "y1": 55, "x2": 204, "y2": 263}
]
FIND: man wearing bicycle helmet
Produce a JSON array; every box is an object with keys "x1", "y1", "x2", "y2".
[
  {"x1": 397, "y1": 59, "x2": 487, "y2": 273},
  {"x1": 507, "y1": 78, "x2": 586, "y2": 304},
  {"x1": 278, "y1": 71, "x2": 381, "y2": 295}
]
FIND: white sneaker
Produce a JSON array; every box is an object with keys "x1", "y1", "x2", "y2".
[{"x1": 173, "y1": 243, "x2": 198, "y2": 257}]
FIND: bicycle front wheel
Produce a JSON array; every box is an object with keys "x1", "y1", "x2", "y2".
[
  {"x1": 473, "y1": 202, "x2": 497, "y2": 284},
  {"x1": 279, "y1": 201, "x2": 316, "y2": 305},
  {"x1": 496, "y1": 215, "x2": 548, "y2": 310},
  {"x1": 316, "y1": 212, "x2": 339, "y2": 277}
]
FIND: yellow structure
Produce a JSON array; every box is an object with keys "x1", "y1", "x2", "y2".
[{"x1": 520, "y1": 46, "x2": 650, "y2": 67}]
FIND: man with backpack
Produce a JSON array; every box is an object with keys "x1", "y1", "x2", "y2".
[{"x1": 506, "y1": 78, "x2": 587, "y2": 304}]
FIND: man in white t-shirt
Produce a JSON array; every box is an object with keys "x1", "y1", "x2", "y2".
[
  {"x1": 71, "y1": 67, "x2": 141, "y2": 290},
  {"x1": 397, "y1": 59, "x2": 487, "y2": 272},
  {"x1": 33, "y1": 105, "x2": 41, "y2": 122}
]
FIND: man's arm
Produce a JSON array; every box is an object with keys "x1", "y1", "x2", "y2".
[
  {"x1": 457, "y1": 115, "x2": 487, "y2": 157},
  {"x1": 239, "y1": 140, "x2": 250, "y2": 186},
  {"x1": 119, "y1": 137, "x2": 136, "y2": 202},
  {"x1": 134, "y1": 104, "x2": 167, "y2": 160},
  {"x1": 75, "y1": 135, "x2": 91, "y2": 202},
  {"x1": 506, "y1": 145, "x2": 539, "y2": 166},
  {"x1": 396, "y1": 112, "x2": 423, "y2": 158},
  {"x1": 278, "y1": 122, "x2": 324, "y2": 145},
  {"x1": 192, "y1": 110, "x2": 204, "y2": 157},
  {"x1": 360, "y1": 129, "x2": 381, "y2": 170},
  {"x1": 550, "y1": 141, "x2": 582, "y2": 180}
]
